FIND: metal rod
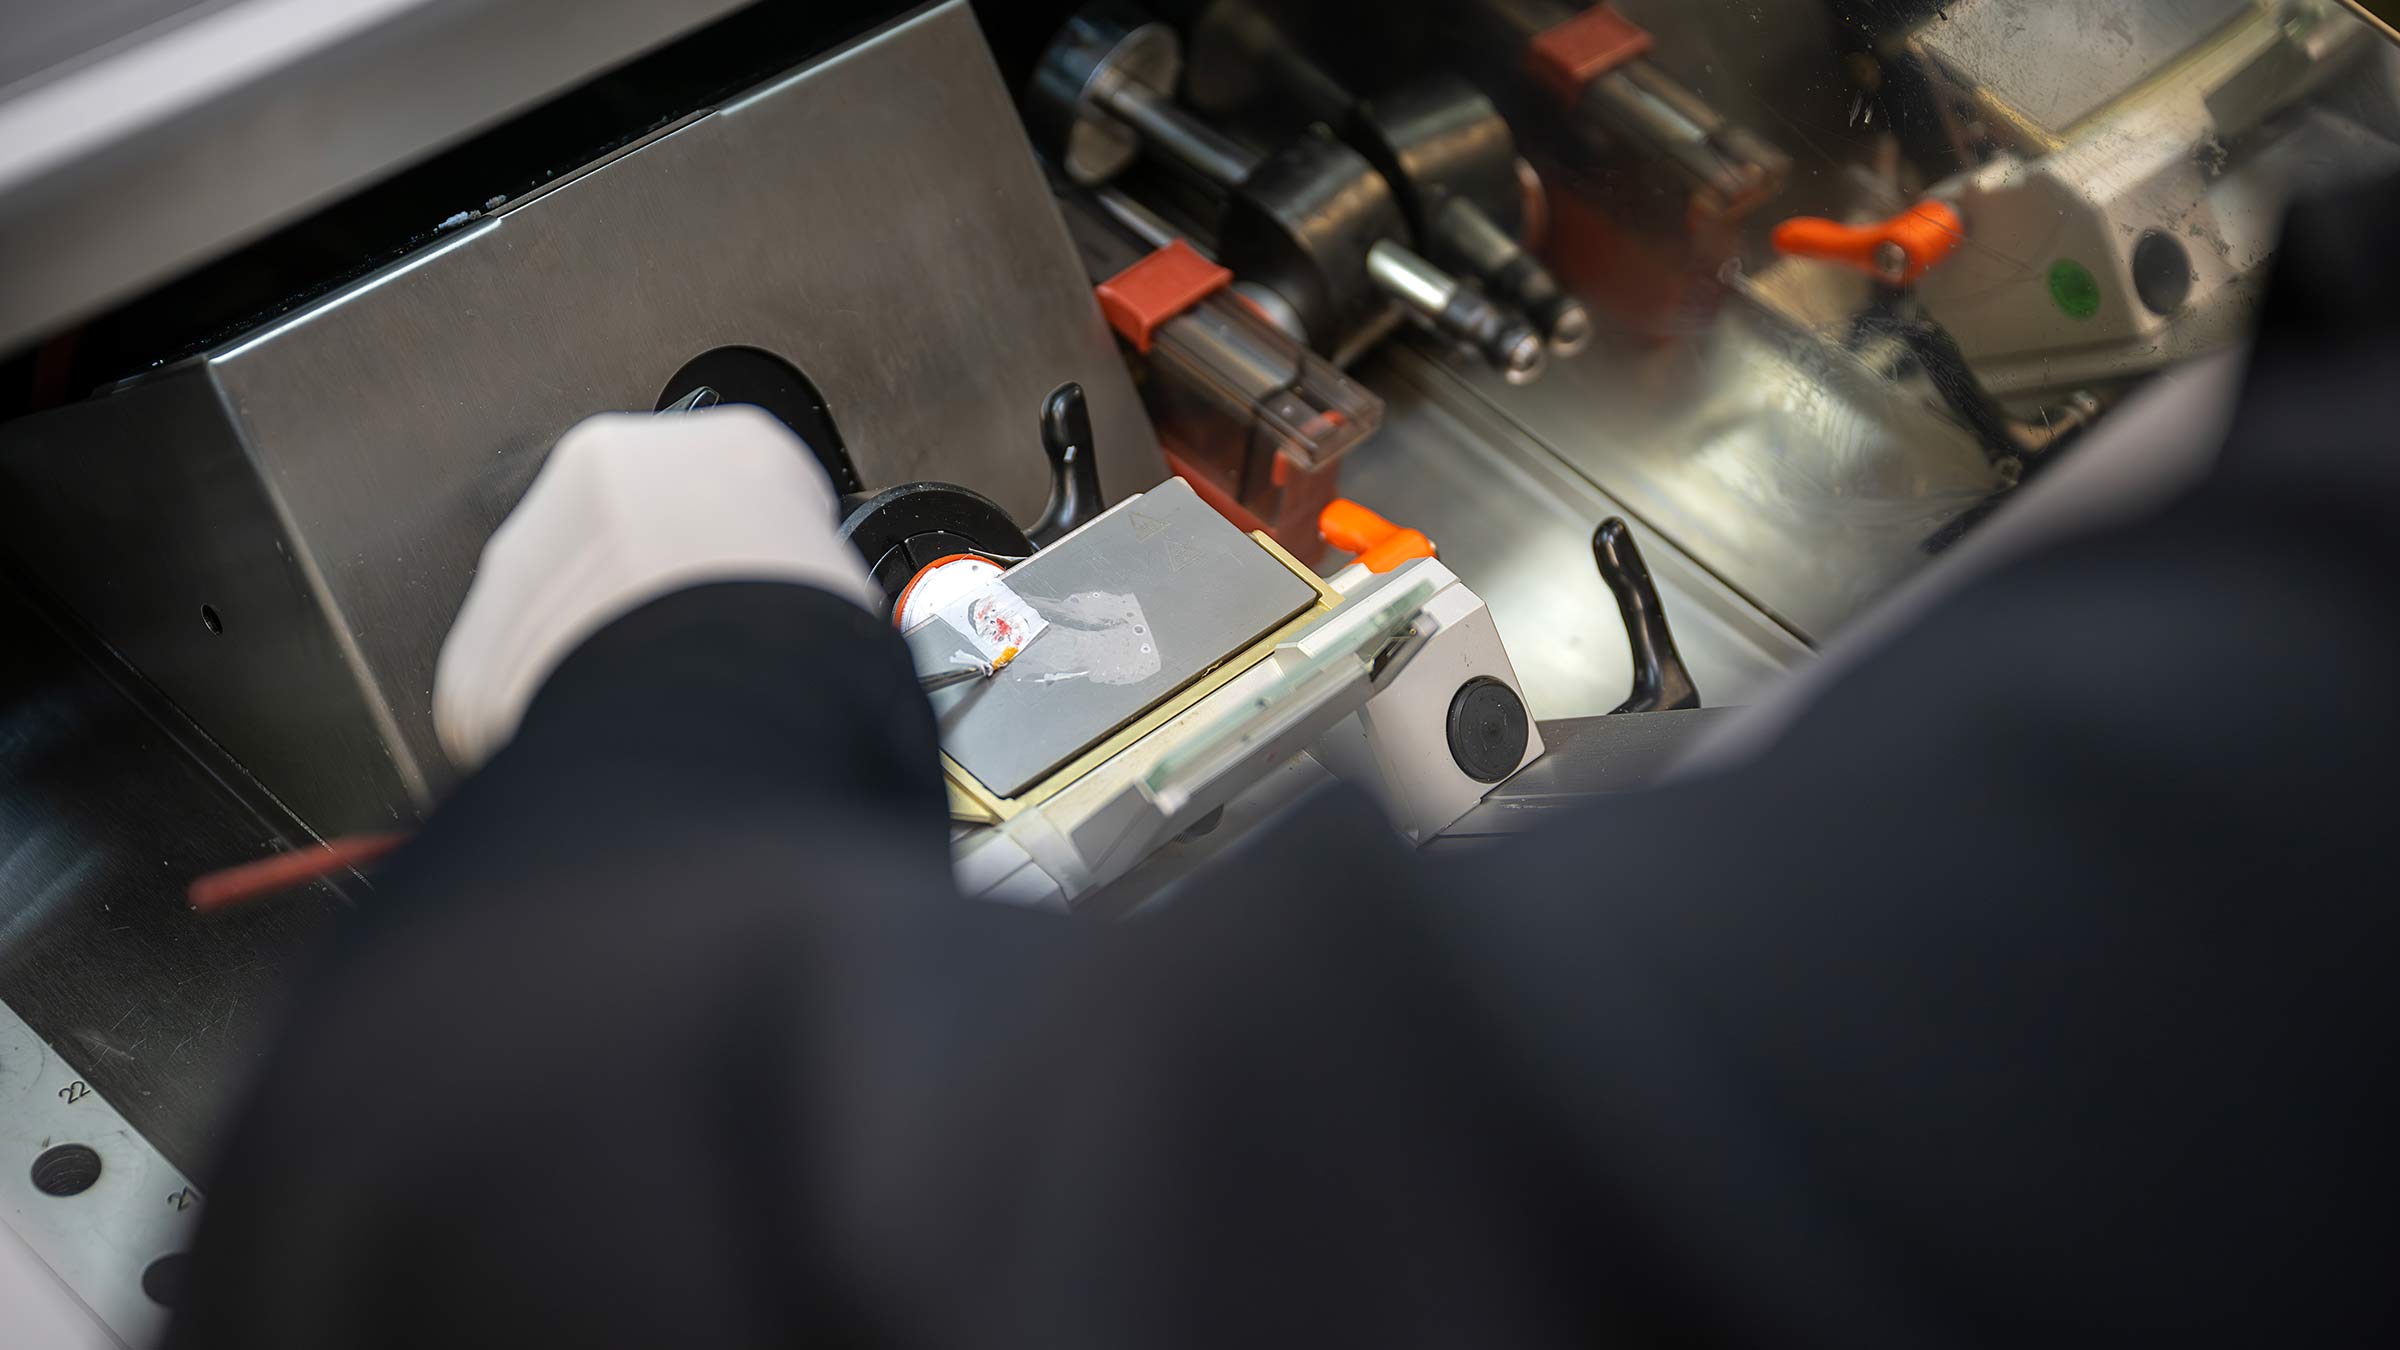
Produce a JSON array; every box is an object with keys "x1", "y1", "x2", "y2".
[
  {"x1": 920, "y1": 663, "x2": 998, "y2": 692},
  {"x1": 1585, "y1": 64, "x2": 1777, "y2": 213},
  {"x1": 1367, "y1": 240, "x2": 1546, "y2": 384},
  {"x1": 1094, "y1": 186, "x2": 1184, "y2": 251},
  {"x1": 1093, "y1": 76, "x2": 1262, "y2": 188},
  {"x1": 1366, "y1": 239, "x2": 1460, "y2": 316}
]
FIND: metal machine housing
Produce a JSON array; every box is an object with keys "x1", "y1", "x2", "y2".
[{"x1": 0, "y1": 2, "x2": 1163, "y2": 836}]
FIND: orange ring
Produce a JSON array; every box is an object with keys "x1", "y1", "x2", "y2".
[{"x1": 892, "y1": 553, "x2": 1002, "y2": 630}]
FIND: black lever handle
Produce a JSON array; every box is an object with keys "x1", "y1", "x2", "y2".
[
  {"x1": 1030, "y1": 381, "x2": 1105, "y2": 547},
  {"x1": 1593, "y1": 517, "x2": 1699, "y2": 715}
]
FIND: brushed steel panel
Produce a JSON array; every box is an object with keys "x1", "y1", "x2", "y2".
[
  {"x1": 0, "y1": 1, "x2": 1164, "y2": 832},
  {"x1": 0, "y1": 0, "x2": 764, "y2": 350},
  {"x1": 0, "y1": 368, "x2": 419, "y2": 825}
]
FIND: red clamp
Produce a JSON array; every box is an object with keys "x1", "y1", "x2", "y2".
[
  {"x1": 1526, "y1": 4, "x2": 1653, "y2": 103},
  {"x1": 1095, "y1": 239, "x2": 1233, "y2": 353}
]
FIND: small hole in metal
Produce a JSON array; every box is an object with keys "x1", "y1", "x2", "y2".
[
  {"x1": 142, "y1": 1252, "x2": 191, "y2": 1308},
  {"x1": 200, "y1": 605, "x2": 224, "y2": 635},
  {"x1": 31, "y1": 1143, "x2": 102, "y2": 1197},
  {"x1": 2131, "y1": 230, "x2": 2193, "y2": 316}
]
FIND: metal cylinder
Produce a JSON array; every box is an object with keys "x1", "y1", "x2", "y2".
[
  {"x1": 1033, "y1": 5, "x2": 1553, "y2": 374},
  {"x1": 1345, "y1": 77, "x2": 1585, "y2": 355},
  {"x1": 1440, "y1": 286, "x2": 1548, "y2": 385},
  {"x1": 1027, "y1": 6, "x2": 1185, "y2": 187},
  {"x1": 1366, "y1": 239, "x2": 1459, "y2": 316},
  {"x1": 1368, "y1": 241, "x2": 1546, "y2": 384},
  {"x1": 1092, "y1": 76, "x2": 1262, "y2": 188},
  {"x1": 1216, "y1": 134, "x2": 1410, "y2": 354},
  {"x1": 1351, "y1": 77, "x2": 1526, "y2": 237},
  {"x1": 1432, "y1": 195, "x2": 1591, "y2": 355}
]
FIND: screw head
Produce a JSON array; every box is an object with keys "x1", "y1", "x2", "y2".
[
  {"x1": 1499, "y1": 329, "x2": 1547, "y2": 384},
  {"x1": 1547, "y1": 302, "x2": 1594, "y2": 356}
]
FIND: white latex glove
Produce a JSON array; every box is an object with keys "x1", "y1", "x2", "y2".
[{"x1": 433, "y1": 406, "x2": 878, "y2": 772}]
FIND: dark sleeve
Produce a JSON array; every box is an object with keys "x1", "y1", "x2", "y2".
[
  {"x1": 171, "y1": 582, "x2": 980, "y2": 1347},
  {"x1": 178, "y1": 178, "x2": 2400, "y2": 1350}
]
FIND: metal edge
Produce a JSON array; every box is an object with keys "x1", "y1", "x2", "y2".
[
  {"x1": 0, "y1": 0, "x2": 762, "y2": 351},
  {"x1": 2338, "y1": 0, "x2": 2400, "y2": 46},
  {"x1": 719, "y1": 0, "x2": 950, "y2": 118}
]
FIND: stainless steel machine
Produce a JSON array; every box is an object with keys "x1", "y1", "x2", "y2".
[{"x1": 3, "y1": 1, "x2": 2395, "y2": 1342}]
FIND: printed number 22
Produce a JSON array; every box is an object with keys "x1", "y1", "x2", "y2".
[{"x1": 58, "y1": 1080, "x2": 91, "y2": 1105}]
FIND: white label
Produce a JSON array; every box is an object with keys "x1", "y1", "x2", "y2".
[{"x1": 933, "y1": 577, "x2": 1049, "y2": 663}]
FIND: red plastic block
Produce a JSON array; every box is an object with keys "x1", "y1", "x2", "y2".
[
  {"x1": 1096, "y1": 240, "x2": 1233, "y2": 353},
  {"x1": 1527, "y1": 4, "x2": 1653, "y2": 102}
]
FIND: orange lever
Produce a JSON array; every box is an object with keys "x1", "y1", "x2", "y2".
[
  {"x1": 1771, "y1": 200, "x2": 1964, "y2": 285},
  {"x1": 187, "y1": 832, "x2": 412, "y2": 911},
  {"x1": 1319, "y1": 498, "x2": 1436, "y2": 573}
]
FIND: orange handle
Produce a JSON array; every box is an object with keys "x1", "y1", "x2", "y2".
[
  {"x1": 1319, "y1": 498, "x2": 1436, "y2": 573},
  {"x1": 188, "y1": 832, "x2": 412, "y2": 911},
  {"x1": 1771, "y1": 200, "x2": 1963, "y2": 284}
]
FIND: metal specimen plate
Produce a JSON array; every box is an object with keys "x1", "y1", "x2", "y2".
[{"x1": 906, "y1": 478, "x2": 1320, "y2": 797}]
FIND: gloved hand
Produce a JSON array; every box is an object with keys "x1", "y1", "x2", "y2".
[{"x1": 433, "y1": 406, "x2": 878, "y2": 771}]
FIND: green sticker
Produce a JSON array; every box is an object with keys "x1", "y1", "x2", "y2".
[{"x1": 2048, "y1": 259, "x2": 2101, "y2": 320}]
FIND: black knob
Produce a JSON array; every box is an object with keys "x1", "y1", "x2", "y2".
[
  {"x1": 1447, "y1": 676, "x2": 1530, "y2": 783},
  {"x1": 1593, "y1": 518, "x2": 1699, "y2": 715},
  {"x1": 1030, "y1": 381, "x2": 1105, "y2": 547}
]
